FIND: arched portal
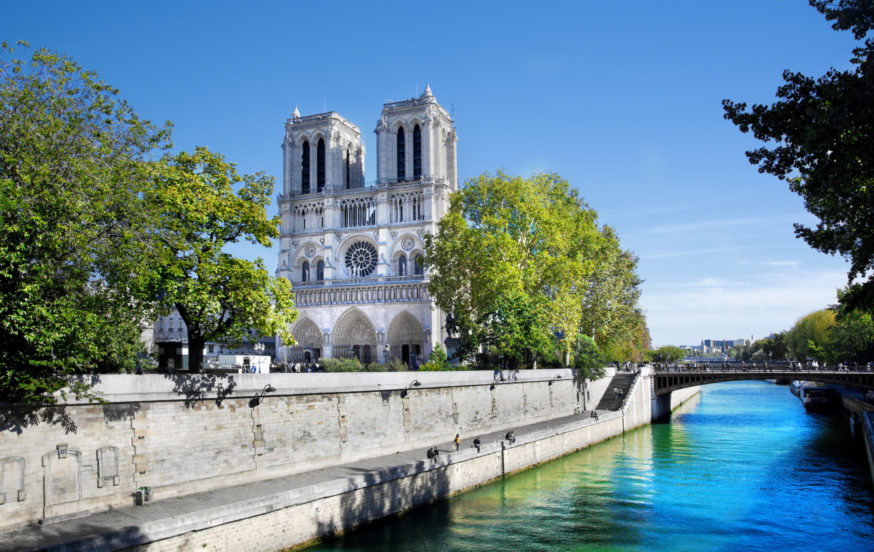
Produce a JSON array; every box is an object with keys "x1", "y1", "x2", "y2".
[
  {"x1": 387, "y1": 311, "x2": 425, "y2": 364},
  {"x1": 333, "y1": 308, "x2": 377, "y2": 364},
  {"x1": 287, "y1": 317, "x2": 323, "y2": 362}
]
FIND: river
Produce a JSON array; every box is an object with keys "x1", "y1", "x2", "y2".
[{"x1": 308, "y1": 380, "x2": 874, "y2": 551}]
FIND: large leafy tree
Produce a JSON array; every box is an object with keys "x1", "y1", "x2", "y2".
[
  {"x1": 580, "y1": 226, "x2": 646, "y2": 358},
  {"x1": 426, "y1": 171, "x2": 643, "y2": 366},
  {"x1": 723, "y1": 1, "x2": 874, "y2": 310},
  {"x1": 143, "y1": 147, "x2": 297, "y2": 372},
  {"x1": 787, "y1": 309, "x2": 837, "y2": 361},
  {"x1": 0, "y1": 42, "x2": 171, "y2": 403}
]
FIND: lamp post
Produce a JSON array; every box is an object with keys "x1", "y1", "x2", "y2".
[{"x1": 401, "y1": 379, "x2": 421, "y2": 398}]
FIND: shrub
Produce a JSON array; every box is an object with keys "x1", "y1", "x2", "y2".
[
  {"x1": 387, "y1": 357, "x2": 408, "y2": 372},
  {"x1": 320, "y1": 357, "x2": 360, "y2": 372}
]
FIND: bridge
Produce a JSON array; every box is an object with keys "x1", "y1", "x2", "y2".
[{"x1": 652, "y1": 364, "x2": 874, "y2": 396}]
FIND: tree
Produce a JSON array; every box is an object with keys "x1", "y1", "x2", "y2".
[
  {"x1": 723, "y1": 1, "x2": 874, "y2": 310},
  {"x1": 786, "y1": 309, "x2": 837, "y2": 361},
  {"x1": 426, "y1": 171, "x2": 642, "y2": 366},
  {"x1": 0, "y1": 42, "x2": 171, "y2": 404},
  {"x1": 652, "y1": 346, "x2": 685, "y2": 364},
  {"x1": 828, "y1": 309, "x2": 874, "y2": 363},
  {"x1": 580, "y1": 227, "x2": 645, "y2": 348},
  {"x1": 573, "y1": 335, "x2": 606, "y2": 380},
  {"x1": 142, "y1": 147, "x2": 297, "y2": 372}
]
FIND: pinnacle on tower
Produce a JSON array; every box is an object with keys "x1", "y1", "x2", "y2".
[
  {"x1": 421, "y1": 83, "x2": 433, "y2": 98},
  {"x1": 292, "y1": 106, "x2": 301, "y2": 118}
]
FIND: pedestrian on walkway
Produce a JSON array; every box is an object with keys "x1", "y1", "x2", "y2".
[
  {"x1": 473, "y1": 437, "x2": 481, "y2": 453},
  {"x1": 505, "y1": 430, "x2": 516, "y2": 444},
  {"x1": 454, "y1": 434, "x2": 460, "y2": 451}
]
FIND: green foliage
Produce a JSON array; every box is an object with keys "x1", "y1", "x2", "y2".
[
  {"x1": 787, "y1": 309, "x2": 837, "y2": 361},
  {"x1": 750, "y1": 332, "x2": 789, "y2": 361},
  {"x1": 828, "y1": 308, "x2": 874, "y2": 363},
  {"x1": 723, "y1": 1, "x2": 874, "y2": 311},
  {"x1": 419, "y1": 345, "x2": 451, "y2": 371},
  {"x1": 0, "y1": 43, "x2": 298, "y2": 404},
  {"x1": 320, "y1": 357, "x2": 360, "y2": 372},
  {"x1": 652, "y1": 346, "x2": 685, "y2": 363},
  {"x1": 426, "y1": 171, "x2": 645, "y2": 367},
  {"x1": 387, "y1": 357, "x2": 409, "y2": 372},
  {"x1": 0, "y1": 42, "x2": 170, "y2": 404},
  {"x1": 141, "y1": 147, "x2": 297, "y2": 371},
  {"x1": 573, "y1": 335, "x2": 606, "y2": 380}
]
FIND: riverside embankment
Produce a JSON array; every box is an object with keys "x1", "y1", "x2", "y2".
[{"x1": 0, "y1": 367, "x2": 698, "y2": 551}]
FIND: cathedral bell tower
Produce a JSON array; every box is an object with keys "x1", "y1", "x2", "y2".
[
  {"x1": 282, "y1": 109, "x2": 365, "y2": 196},
  {"x1": 375, "y1": 84, "x2": 458, "y2": 219}
]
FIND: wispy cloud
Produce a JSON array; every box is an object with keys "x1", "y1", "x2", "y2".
[
  {"x1": 640, "y1": 246, "x2": 745, "y2": 260},
  {"x1": 737, "y1": 260, "x2": 800, "y2": 268},
  {"x1": 766, "y1": 260, "x2": 799, "y2": 267},
  {"x1": 647, "y1": 215, "x2": 797, "y2": 235}
]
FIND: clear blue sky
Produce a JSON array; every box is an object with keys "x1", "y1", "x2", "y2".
[{"x1": 4, "y1": 1, "x2": 860, "y2": 347}]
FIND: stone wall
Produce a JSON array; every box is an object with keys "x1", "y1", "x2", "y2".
[
  {"x1": 133, "y1": 412, "x2": 630, "y2": 552},
  {"x1": 0, "y1": 369, "x2": 583, "y2": 531}
]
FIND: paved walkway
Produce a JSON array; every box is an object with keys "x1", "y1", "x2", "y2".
[{"x1": 0, "y1": 409, "x2": 611, "y2": 552}]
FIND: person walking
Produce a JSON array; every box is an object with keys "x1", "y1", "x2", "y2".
[
  {"x1": 454, "y1": 434, "x2": 460, "y2": 451},
  {"x1": 473, "y1": 437, "x2": 481, "y2": 453}
]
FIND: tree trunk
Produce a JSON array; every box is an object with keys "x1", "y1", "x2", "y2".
[{"x1": 188, "y1": 334, "x2": 206, "y2": 373}]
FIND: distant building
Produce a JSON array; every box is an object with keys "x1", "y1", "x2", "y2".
[{"x1": 697, "y1": 338, "x2": 749, "y2": 355}]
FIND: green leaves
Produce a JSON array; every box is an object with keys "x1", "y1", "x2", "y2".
[
  {"x1": 0, "y1": 44, "x2": 295, "y2": 402},
  {"x1": 0, "y1": 44, "x2": 169, "y2": 404},
  {"x1": 426, "y1": 171, "x2": 646, "y2": 366},
  {"x1": 724, "y1": 1, "x2": 874, "y2": 312},
  {"x1": 142, "y1": 147, "x2": 296, "y2": 371}
]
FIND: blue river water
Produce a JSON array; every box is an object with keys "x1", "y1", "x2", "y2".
[{"x1": 308, "y1": 381, "x2": 874, "y2": 551}]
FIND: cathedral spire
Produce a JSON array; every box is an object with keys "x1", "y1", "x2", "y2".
[
  {"x1": 421, "y1": 83, "x2": 433, "y2": 99},
  {"x1": 292, "y1": 106, "x2": 301, "y2": 119}
]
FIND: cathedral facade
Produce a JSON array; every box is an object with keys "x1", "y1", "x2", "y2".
[{"x1": 276, "y1": 87, "x2": 458, "y2": 365}]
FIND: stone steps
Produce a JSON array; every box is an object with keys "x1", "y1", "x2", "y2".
[{"x1": 596, "y1": 373, "x2": 638, "y2": 411}]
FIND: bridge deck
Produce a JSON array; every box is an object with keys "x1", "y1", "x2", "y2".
[{"x1": 653, "y1": 367, "x2": 874, "y2": 395}]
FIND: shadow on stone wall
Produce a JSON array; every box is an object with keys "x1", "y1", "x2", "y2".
[
  {"x1": 313, "y1": 456, "x2": 452, "y2": 548},
  {"x1": 161, "y1": 373, "x2": 237, "y2": 407},
  {"x1": 0, "y1": 375, "x2": 104, "y2": 434},
  {"x1": 0, "y1": 404, "x2": 77, "y2": 435},
  {"x1": 12, "y1": 521, "x2": 152, "y2": 552}
]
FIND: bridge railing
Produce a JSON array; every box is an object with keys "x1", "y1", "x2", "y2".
[{"x1": 652, "y1": 361, "x2": 873, "y2": 374}]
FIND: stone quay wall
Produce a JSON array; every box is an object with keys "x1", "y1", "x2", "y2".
[
  {"x1": 0, "y1": 368, "x2": 604, "y2": 532},
  {"x1": 138, "y1": 411, "x2": 632, "y2": 552},
  {"x1": 139, "y1": 368, "x2": 679, "y2": 552}
]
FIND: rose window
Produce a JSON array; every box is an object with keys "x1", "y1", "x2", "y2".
[{"x1": 345, "y1": 241, "x2": 378, "y2": 277}]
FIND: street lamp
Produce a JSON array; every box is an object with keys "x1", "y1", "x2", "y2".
[
  {"x1": 401, "y1": 379, "x2": 421, "y2": 398},
  {"x1": 250, "y1": 384, "x2": 276, "y2": 407}
]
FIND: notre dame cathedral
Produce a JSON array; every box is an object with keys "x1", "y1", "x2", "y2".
[{"x1": 275, "y1": 86, "x2": 458, "y2": 365}]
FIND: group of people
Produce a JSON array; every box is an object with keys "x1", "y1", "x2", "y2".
[{"x1": 427, "y1": 432, "x2": 517, "y2": 461}]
